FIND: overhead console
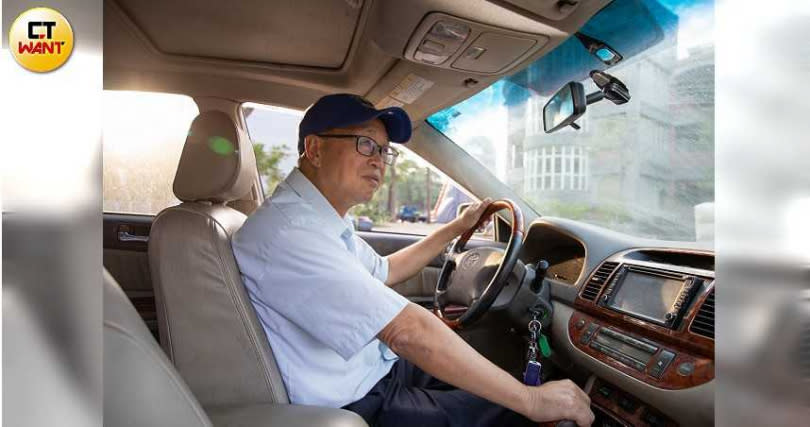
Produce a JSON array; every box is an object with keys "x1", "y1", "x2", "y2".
[
  {"x1": 572, "y1": 249, "x2": 715, "y2": 390},
  {"x1": 404, "y1": 13, "x2": 549, "y2": 74}
]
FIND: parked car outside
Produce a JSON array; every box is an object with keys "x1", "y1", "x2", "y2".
[
  {"x1": 398, "y1": 205, "x2": 427, "y2": 223},
  {"x1": 356, "y1": 216, "x2": 374, "y2": 231},
  {"x1": 397, "y1": 205, "x2": 420, "y2": 223}
]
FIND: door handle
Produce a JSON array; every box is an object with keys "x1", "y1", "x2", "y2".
[{"x1": 118, "y1": 231, "x2": 149, "y2": 243}]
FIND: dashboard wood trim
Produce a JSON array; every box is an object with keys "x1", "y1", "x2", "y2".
[
  {"x1": 575, "y1": 249, "x2": 715, "y2": 357},
  {"x1": 569, "y1": 311, "x2": 714, "y2": 390},
  {"x1": 589, "y1": 378, "x2": 678, "y2": 427}
]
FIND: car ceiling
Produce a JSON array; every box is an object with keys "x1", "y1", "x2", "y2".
[{"x1": 103, "y1": 0, "x2": 610, "y2": 123}]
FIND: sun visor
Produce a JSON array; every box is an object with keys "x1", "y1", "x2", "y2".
[{"x1": 506, "y1": 0, "x2": 678, "y2": 97}]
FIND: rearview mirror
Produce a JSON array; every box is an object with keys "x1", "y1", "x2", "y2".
[{"x1": 543, "y1": 81, "x2": 587, "y2": 133}]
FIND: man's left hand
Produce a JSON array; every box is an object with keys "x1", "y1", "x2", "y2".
[{"x1": 451, "y1": 198, "x2": 493, "y2": 235}]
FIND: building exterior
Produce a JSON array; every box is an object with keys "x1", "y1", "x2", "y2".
[{"x1": 502, "y1": 28, "x2": 714, "y2": 240}]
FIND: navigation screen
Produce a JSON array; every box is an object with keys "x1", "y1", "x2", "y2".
[{"x1": 609, "y1": 271, "x2": 684, "y2": 323}]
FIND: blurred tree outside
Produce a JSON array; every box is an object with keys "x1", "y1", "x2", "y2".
[
  {"x1": 253, "y1": 142, "x2": 291, "y2": 196},
  {"x1": 103, "y1": 149, "x2": 181, "y2": 214},
  {"x1": 526, "y1": 197, "x2": 631, "y2": 225},
  {"x1": 243, "y1": 105, "x2": 298, "y2": 196},
  {"x1": 351, "y1": 154, "x2": 444, "y2": 224}
]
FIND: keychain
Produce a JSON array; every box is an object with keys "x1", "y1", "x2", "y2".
[
  {"x1": 538, "y1": 331, "x2": 551, "y2": 358},
  {"x1": 523, "y1": 315, "x2": 543, "y2": 386}
]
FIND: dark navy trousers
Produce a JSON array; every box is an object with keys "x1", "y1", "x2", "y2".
[{"x1": 342, "y1": 358, "x2": 535, "y2": 427}]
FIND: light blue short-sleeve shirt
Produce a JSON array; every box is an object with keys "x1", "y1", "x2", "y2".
[{"x1": 232, "y1": 168, "x2": 408, "y2": 408}]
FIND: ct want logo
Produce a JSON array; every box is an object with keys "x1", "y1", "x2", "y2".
[{"x1": 9, "y1": 7, "x2": 74, "y2": 72}]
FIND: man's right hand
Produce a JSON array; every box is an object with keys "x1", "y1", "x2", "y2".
[
  {"x1": 379, "y1": 304, "x2": 595, "y2": 426},
  {"x1": 522, "y1": 379, "x2": 595, "y2": 426}
]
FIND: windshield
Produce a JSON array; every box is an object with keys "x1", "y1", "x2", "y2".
[{"x1": 427, "y1": 0, "x2": 714, "y2": 242}]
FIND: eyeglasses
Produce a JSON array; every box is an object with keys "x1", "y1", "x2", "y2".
[{"x1": 316, "y1": 134, "x2": 399, "y2": 165}]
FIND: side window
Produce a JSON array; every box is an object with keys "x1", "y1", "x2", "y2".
[
  {"x1": 352, "y1": 147, "x2": 493, "y2": 240},
  {"x1": 102, "y1": 91, "x2": 199, "y2": 215},
  {"x1": 241, "y1": 103, "x2": 303, "y2": 197},
  {"x1": 240, "y1": 102, "x2": 492, "y2": 239}
]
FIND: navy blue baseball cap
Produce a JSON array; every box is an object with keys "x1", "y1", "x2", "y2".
[{"x1": 298, "y1": 93, "x2": 411, "y2": 154}]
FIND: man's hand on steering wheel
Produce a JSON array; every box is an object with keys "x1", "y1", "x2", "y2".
[
  {"x1": 450, "y1": 197, "x2": 493, "y2": 234},
  {"x1": 434, "y1": 198, "x2": 526, "y2": 329}
]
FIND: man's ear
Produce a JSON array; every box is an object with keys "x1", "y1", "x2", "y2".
[{"x1": 303, "y1": 135, "x2": 323, "y2": 168}]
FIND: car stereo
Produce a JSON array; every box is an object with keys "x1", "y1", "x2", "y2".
[{"x1": 598, "y1": 265, "x2": 701, "y2": 328}]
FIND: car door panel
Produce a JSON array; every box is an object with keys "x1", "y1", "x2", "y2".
[
  {"x1": 357, "y1": 231, "x2": 505, "y2": 306},
  {"x1": 356, "y1": 231, "x2": 436, "y2": 306},
  {"x1": 103, "y1": 213, "x2": 158, "y2": 337},
  {"x1": 103, "y1": 217, "x2": 503, "y2": 338}
]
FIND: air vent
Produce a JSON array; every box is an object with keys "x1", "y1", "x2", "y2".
[
  {"x1": 690, "y1": 288, "x2": 715, "y2": 339},
  {"x1": 581, "y1": 261, "x2": 619, "y2": 302}
]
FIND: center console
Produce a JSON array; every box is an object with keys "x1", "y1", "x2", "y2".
[
  {"x1": 569, "y1": 311, "x2": 713, "y2": 389},
  {"x1": 571, "y1": 249, "x2": 715, "y2": 390},
  {"x1": 599, "y1": 265, "x2": 701, "y2": 329},
  {"x1": 589, "y1": 378, "x2": 677, "y2": 427}
]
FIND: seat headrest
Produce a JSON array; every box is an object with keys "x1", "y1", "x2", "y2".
[{"x1": 173, "y1": 111, "x2": 256, "y2": 203}]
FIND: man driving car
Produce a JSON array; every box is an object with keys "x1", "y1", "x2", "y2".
[{"x1": 232, "y1": 94, "x2": 594, "y2": 426}]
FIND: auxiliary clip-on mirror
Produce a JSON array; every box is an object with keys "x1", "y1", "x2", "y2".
[{"x1": 542, "y1": 70, "x2": 631, "y2": 134}]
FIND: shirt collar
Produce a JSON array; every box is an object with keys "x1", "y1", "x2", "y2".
[{"x1": 284, "y1": 167, "x2": 354, "y2": 238}]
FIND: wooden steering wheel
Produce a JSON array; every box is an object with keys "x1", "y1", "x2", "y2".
[{"x1": 433, "y1": 199, "x2": 525, "y2": 329}]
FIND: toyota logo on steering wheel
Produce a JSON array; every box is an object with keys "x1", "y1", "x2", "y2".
[{"x1": 462, "y1": 252, "x2": 480, "y2": 270}]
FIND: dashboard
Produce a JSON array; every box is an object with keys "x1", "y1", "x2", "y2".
[
  {"x1": 519, "y1": 218, "x2": 715, "y2": 427},
  {"x1": 571, "y1": 249, "x2": 714, "y2": 389},
  {"x1": 520, "y1": 223, "x2": 585, "y2": 286}
]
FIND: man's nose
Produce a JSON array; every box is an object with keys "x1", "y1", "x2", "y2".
[{"x1": 367, "y1": 150, "x2": 384, "y2": 169}]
